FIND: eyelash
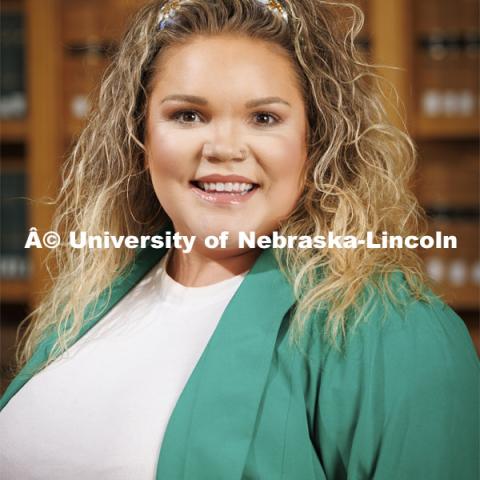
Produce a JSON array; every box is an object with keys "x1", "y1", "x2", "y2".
[{"x1": 170, "y1": 110, "x2": 281, "y2": 127}]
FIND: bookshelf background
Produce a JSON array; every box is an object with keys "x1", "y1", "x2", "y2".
[{"x1": 1, "y1": 0, "x2": 479, "y2": 391}]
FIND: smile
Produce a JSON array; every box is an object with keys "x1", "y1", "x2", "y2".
[
  {"x1": 189, "y1": 180, "x2": 259, "y2": 205},
  {"x1": 196, "y1": 181, "x2": 254, "y2": 193}
]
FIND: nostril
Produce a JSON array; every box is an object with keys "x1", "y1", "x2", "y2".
[{"x1": 201, "y1": 143, "x2": 248, "y2": 162}]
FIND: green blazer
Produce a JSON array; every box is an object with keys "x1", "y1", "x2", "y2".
[{"x1": 1, "y1": 245, "x2": 478, "y2": 479}]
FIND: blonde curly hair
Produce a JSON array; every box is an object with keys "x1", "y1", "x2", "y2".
[{"x1": 16, "y1": 0, "x2": 428, "y2": 372}]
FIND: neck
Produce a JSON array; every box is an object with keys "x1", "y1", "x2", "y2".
[{"x1": 166, "y1": 245, "x2": 261, "y2": 287}]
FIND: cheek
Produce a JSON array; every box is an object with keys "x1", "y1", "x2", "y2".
[
  {"x1": 146, "y1": 132, "x2": 183, "y2": 180},
  {"x1": 264, "y1": 136, "x2": 306, "y2": 197}
]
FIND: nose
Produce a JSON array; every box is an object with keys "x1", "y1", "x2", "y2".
[
  {"x1": 202, "y1": 142, "x2": 247, "y2": 162},
  {"x1": 201, "y1": 124, "x2": 247, "y2": 162}
]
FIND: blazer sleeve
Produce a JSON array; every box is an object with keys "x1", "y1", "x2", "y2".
[{"x1": 308, "y1": 289, "x2": 479, "y2": 480}]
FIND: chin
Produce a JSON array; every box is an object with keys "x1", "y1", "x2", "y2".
[
  {"x1": 190, "y1": 218, "x2": 251, "y2": 236},
  {"x1": 193, "y1": 226, "x2": 248, "y2": 241}
]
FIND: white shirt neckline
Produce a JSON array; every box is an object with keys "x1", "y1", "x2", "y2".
[{"x1": 156, "y1": 253, "x2": 249, "y2": 306}]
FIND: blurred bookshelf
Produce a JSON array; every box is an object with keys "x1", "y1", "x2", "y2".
[
  {"x1": 412, "y1": 0, "x2": 479, "y2": 139},
  {"x1": 410, "y1": 0, "x2": 479, "y2": 353},
  {"x1": 0, "y1": 0, "x2": 29, "y2": 390},
  {"x1": 1, "y1": 0, "x2": 29, "y2": 308},
  {"x1": 0, "y1": 119, "x2": 27, "y2": 142},
  {"x1": 0, "y1": 0, "x2": 145, "y2": 390},
  {"x1": 0, "y1": 0, "x2": 478, "y2": 390}
]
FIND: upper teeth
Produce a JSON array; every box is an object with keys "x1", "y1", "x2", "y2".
[{"x1": 198, "y1": 182, "x2": 254, "y2": 192}]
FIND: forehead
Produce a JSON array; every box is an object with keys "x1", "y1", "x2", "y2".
[{"x1": 150, "y1": 34, "x2": 304, "y2": 103}]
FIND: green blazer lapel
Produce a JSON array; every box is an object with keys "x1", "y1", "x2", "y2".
[
  {"x1": 156, "y1": 248, "x2": 296, "y2": 479},
  {"x1": 0, "y1": 241, "x2": 297, "y2": 480},
  {"x1": 0, "y1": 244, "x2": 167, "y2": 410}
]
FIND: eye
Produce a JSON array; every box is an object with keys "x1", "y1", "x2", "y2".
[
  {"x1": 253, "y1": 112, "x2": 280, "y2": 126},
  {"x1": 171, "y1": 110, "x2": 202, "y2": 124}
]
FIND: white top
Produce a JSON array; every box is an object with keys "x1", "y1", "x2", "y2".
[{"x1": 0, "y1": 256, "x2": 246, "y2": 479}]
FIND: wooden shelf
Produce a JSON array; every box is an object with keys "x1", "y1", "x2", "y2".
[
  {"x1": 0, "y1": 157, "x2": 25, "y2": 169},
  {"x1": 1, "y1": 0, "x2": 24, "y2": 12},
  {"x1": 0, "y1": 119, "x2": 28, "y2": 142},
  {"x1": 0, "y1": 279, "x2": 30, "y2": 303},
  {"x1": 65, "y1": 121, "x2": 85, "y2": 140},
  {"x1": 415, "y1": 115, "x2": 480, "y2": 140},
  {"x1": 462, "y1": 312, "x2": 480, "y2": 356},
  {"x1": 435, "y1": 284, "x2": 480, "y2": 311}
]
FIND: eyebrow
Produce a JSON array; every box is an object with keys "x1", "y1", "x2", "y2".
[{"x1": 160, "y1": 94, "x2": 291, "y2": 108}]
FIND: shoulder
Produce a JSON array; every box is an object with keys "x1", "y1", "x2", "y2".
[
  {"x1": 299, "y1": 272, "x2": 479, "y2": 479},
  {"x1": 300, "y1": 271, "x2": 478, "y2": 402},
  {"x1": 365, "y1": 277, "x2": 475, "y2": 369},
  {"x1": 324, "y1": 272, "x2": 476, "y2": 366}
]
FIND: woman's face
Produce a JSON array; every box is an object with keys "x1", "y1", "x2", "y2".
[{"x1": 145, "y1": 34, "x2": 308, "y2": 247}]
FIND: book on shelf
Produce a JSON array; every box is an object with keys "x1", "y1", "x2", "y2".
[
  {"x1": 414, "y1": 0, "x2": 479, "y2": 119},
  {"x1": 0, "y1": 168, "x2": 29, "y2": 280},
  {"x1": 60, "y1": 0, "x2": 119, "y2": 132},
  {"x1": 0, "y1": 11, "x2": 26, "y2": 119},
  {"x1": 422, "y1": 218, "x2": 479, "y2": 298},
  {"x1": 416, "y1": 152, "x2": 479, "y2": 208}
]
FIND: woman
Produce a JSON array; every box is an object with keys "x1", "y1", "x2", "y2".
[{"x1": 1, "y1": 0, "x2": 478, "y2": 478}]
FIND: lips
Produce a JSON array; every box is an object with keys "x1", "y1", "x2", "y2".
[
  {"x1": 191, "y1": 174, "x2": 259, "y2": 194},
  {"x1": 194, "y1": 173, "x2": 258, "y2": 184},
  {"x1": 190, "y1": 174, "x2": 259, "y2": 205}
]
